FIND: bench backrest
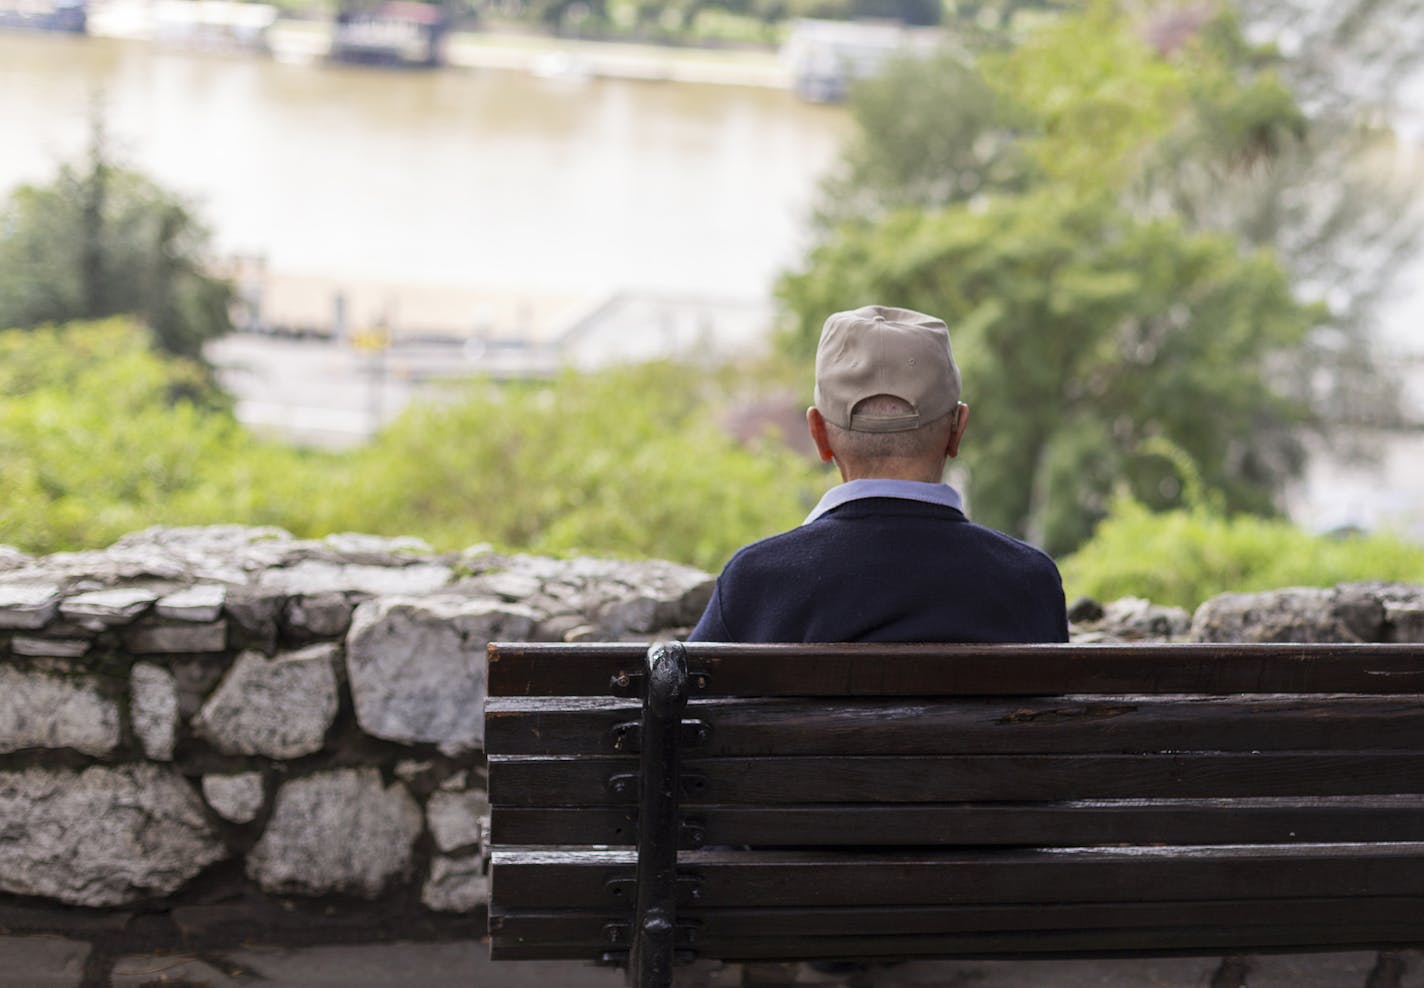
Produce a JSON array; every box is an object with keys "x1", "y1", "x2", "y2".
[{"x1": 485, "y1": 641, "x2": 1424, "y2": 980}]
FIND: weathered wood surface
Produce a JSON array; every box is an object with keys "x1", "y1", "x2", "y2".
[
  {"x1": 491, "y1": 893, "x2": 1424, "y2": 959},
  {"x1": 492, "y1": 922, "x2": 1424, "y2": 961},
  {"x1": 493, "y1": 895, "x2": 1424, "y2": 942},
  {"x1": 487, "y1": 642, "x2": 1424, "y2": 697},
  {"x1": 485, "y1": 642, "x2": 1424, "y2": 968},
  {"x1": 486, "y1": 694, "x2": 1424, "y2": 756},
  {"x1": 490, "y1": 795, "x2": 1424, "y2": 847},
  {"x1": 489, "y1": 751, "x2": 1424, "y2": 805},
  {"x1": 491, "y1": 844, "x2": 1424, "y2": 909}
]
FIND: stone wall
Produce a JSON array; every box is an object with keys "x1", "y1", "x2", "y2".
[
  {"x1": 2, "y1": 525, "x2": 1422, "y2": 966},
  {"x1": 0, "y1": 526, "x2": 713, "y2": 962}
]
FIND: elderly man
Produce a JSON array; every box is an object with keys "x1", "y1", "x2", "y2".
[{"x1": 689, "y1": 304, "x2": 1068, "y2": 643}]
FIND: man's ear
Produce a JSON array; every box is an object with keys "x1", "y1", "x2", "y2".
[
  {"x1": 946, "y1": 402, "x2": 969, "y2": 459},
  {"x1": 806, "y1": 406, "x2": 836, "y2": 463}
]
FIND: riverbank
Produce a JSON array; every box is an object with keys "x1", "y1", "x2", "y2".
[{"x1": 82, "y1": 0, "x2": 794, "y2": 88}]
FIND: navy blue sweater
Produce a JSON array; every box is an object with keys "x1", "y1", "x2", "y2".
[{"x1": 688, "y1": 498, "x2": 1068, "y2": 643}]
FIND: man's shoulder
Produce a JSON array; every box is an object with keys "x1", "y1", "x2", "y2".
[
  {"x1": 961, "y1": 518, "x2": 1062, "y2": 572},
  {"x1": 719, "y1": 523, "x2": 817, "y2": 571}
]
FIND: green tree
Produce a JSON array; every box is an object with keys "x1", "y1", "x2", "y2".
[
  {"x1": 1062, "y1": 495, "x2": 1424, "y2": 610},
  {"x1": 780, "y1": 191, "x2": 1323, "y2": 553},
  {"x1": 0, "y1": 320, "x2": 334, "y2": 553},
  {"x1": 782, "y1": 0, "x2": 1417, "y2": 553},
  {"x1": 0, "y1": 125, "x2": 233, "y2": 360},
  {"x1": 335, "y1": 361, "x2": 826, "y2": 571}
]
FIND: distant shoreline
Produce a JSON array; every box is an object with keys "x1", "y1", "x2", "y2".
[{"x1": 78, "y1": 1, "x2": 795, "y2": 90}]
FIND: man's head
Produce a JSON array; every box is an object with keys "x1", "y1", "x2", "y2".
[{"x1": 807, "y1": 304, "x2": 969, "y2": 482}]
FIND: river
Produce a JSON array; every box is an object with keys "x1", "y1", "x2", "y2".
[{"x1": 0, "y1": 30, "x2": 850, "y2": 303}]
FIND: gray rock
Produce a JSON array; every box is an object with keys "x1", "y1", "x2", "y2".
[
  {"x1": 439, "y1": 769, "x2": 470, "y2": 791},
  {"x1": 0, "y1": 934, "x2": 90, "y2": 985},
  {"x1": 1090, "y1": 597, "x2": 1192, "y2": 642},
  {"x1": 124, "y1": 620, "x2": 228, "y2": 654},
  {"x1": 103, "y1": 525, "x2": 302, "y2": 583},
  {"x1": 1366, "y1": 583, "x2": 1424, "y2": 642},
  {"x1": 284, "y1": 592, "x2": 356, "y2": 639},
  {"x1": 247, "y1": 768, "x2": 422, "y2": 897},
  {"x1": 592, "y1": 561, "x2": 716, "y2": 636},
  {"x1": 201, "y1": 772, "x2": 266, "y2": 824},
  {"x1": 0, "y1": 666, "x2": 120, "y2": 756},
  {"x1": 468, "y1": 555, "x2": 714, "y2": 638},
  {"x1": 193, "y1": 645, "x2": 339, "y2": 759},
  {"x1": 155, "y1": 584, "x2": 226, "y2": 622},
  {"x1": 169, "y1": 657, "x2": 229, "y2": 720},
  {"x1": 536, "y1": 613, "x2": 591, "y2": 642},
  {"x1": 222, "y1": 587, "x2": 285, "y2": 653},
  {"x1": 426, "y1": 790, "x2": 487, "y2": 854},
  {"x1": 0, "y1": 764, "x2": 226, "y2": 906},
  {"x1": 0, "y1": 545, "x2": 32, "y2": 573},
  {"x1": 0, "y1": 526, "x2": 353, "y2": 591},
  {"x1": 9, "y1": 636, "x2": 91, "y2": 658},
  {"x1": 346, "y1": 597, "x2": 536, "y2": 751},
  {"x1": 130, "y1": 663, "x2": 179, "y2": 761},
  {"x1": 0, "y1": 584, "x2": 61, "y2": 629},
  {"x1": 58, "y1": 587, "x2": 158, "y2": 625},
  {"x1": 1191, "y1": 585, "x2": 1388, "y2": 643},
  {"x1": 321, "y1": 532, "x2": 434, "y2": 565},
  {"x1": 421, "y1": 854, "x2": 488, "y2": 913},
  {"x1": 476, "y1": 571, "x2": 542, "y2": 601},
  {"x1": 258, "y1": 561, "x2": 452, "y2": 597},
  {"x1": 393, "y1": 759, "x2": 435, "y2": 783}
]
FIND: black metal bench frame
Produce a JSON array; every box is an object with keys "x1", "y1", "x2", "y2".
[{"x1": 485, "y1": 640, "x2": 1424, "y2": 987}]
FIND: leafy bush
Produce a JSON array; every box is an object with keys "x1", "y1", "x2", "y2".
[
  {"x1": 333, "y1": 361, "x2": 826, "y2": 572},
  {"x1": 1061, "y1": 495, "x2": 1424, "y2": 610},
  {"x1": 0, "y1": 321, "x2": 825, "y2": 572},
  {"x1": 0, "y1": 321, "x2": 337, "y2": 552}
]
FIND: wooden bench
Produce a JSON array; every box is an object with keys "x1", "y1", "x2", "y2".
[{"x1": 484, "y1": 641, "x2": 1424, "y2": 986}]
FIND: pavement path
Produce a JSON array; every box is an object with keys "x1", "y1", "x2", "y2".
[{"x1": 3, "y1": 937, "x2": 1422, "y2": 988}]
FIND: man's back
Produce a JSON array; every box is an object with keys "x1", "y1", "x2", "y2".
[{"x1": 690, "y1": 497, "x2": 1067, "y2": 643}]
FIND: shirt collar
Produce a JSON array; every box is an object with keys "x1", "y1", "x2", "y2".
[{"x1": 804, "y1": 478, "x2": 965, "y2": 524}]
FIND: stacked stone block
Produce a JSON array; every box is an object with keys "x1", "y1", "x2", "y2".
[{"x1": 0, "y1": 526, "x2": 715, "y2": 919}]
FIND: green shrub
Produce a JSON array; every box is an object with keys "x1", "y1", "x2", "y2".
[
  {"x1": 0, "y1": 321, "x2": 826, "y2": 571},
  {"x1": 0, "y1": 320, "x2": 338, "y2": 552},
  {"x1": 1061, "y1": 495, "x2": 1424, "y2": 610},
  {"x1": 334, "y1": 362, "x2": 826, "y2": 572}
]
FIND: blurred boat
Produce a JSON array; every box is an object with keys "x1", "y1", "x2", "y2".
[
  {"x1": 0, "y1": 0, "x2": 86, "y2": 33},
  {"x1": 330, "y1": 1, "x2": 447, "y2": 67},
  {"x1": 152, "y1": 0, "x2": 276, "y2": 51}
]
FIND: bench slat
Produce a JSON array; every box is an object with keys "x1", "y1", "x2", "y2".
[
  {"x1": 485, "y1": 694, "x2": 1424, "y2": 756},
  {"x1": 489, "y1": 751, "x2": 1424, "y2": 805},
  {"x1": 492, "y1": 895, "x2": 1424, "y2": 942},
  {"x1": 487, "y1": 643, "x2": 1424, "y2": 697},
  {"x1": 492, "y1": 922, "x2": 1424, "y2": 961},
  {"x1": 489, "y1": 795, "x2": 1424, "y2": 846},
  {"x1": 491, "y1": 843, "x2": 1424, "y2": 909}
]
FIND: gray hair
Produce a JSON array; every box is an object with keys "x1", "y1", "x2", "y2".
[{"x1": 825, "y1": 395, "x2": 954, "y2": 470}]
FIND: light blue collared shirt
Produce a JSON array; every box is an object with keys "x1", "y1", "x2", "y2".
[{"x1": 803, "y1": 478, "x2": 966, "y2": 525}]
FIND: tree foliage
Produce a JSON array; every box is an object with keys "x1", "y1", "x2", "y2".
[
  {"x1": 0, "y1": 127, "x2": 233, "y2": 361},
  {"x1": 0, "y1": 321, "x2": 332, "y2": 551},
  {"x1": 332, "y1": 361, "x2": 825, "y2": 571},
  {"x1": 0, "y1": 320, "x2": 824, "y2": 572},
  {"x1": 781, "y1": 0, "x2": 1418, "y2": 554},
  {"x1": 781, "y1": 191, "x2": 1322, "y2": 553},
  {"x1": 1062, "y1": 495, "x2": 1424, "y2": 610}
]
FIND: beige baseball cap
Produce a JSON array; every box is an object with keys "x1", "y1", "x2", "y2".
[{"x1": 813, "y1": 304, "x2": 961, "y2": 433}]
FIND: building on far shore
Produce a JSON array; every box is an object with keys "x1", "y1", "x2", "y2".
[
  {"x1": 781, "y1": 18, "x2": 946, "y2": 102},
  {"x1": 330, "y1": 0, "x2": 448, "y2": 67},
  {"x1": 0, "y1": 0, "x2": 85, "y2": 33}
]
